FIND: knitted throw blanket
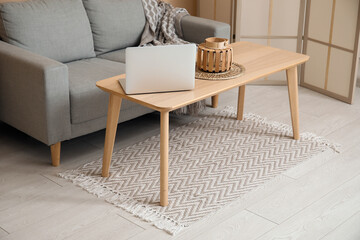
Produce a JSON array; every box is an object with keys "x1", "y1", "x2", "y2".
[
  {"x1": 140, "y1": 0, "x2": 188, "y2": 46},
  {"x1": 140, "y1": 0, "x2": 206, "y2": 114}
]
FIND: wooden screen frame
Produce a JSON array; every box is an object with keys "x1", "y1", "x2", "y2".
[{"x1": 300, "y1": 0, "x2": 360, "y2": 104}]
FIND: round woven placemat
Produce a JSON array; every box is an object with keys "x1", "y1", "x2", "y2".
[{"x1": 195, "y1": 62, "x2": 245, "y2": 81}]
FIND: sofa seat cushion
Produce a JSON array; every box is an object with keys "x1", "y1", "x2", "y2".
[
  {"x1": 0, "y1": 0, "x2": 95, "y2": 63},
  {"x1": 98, "y1": 49, "x2": 126, "y2": 63},
  {"x1": 67, "y1": 58, "x2": 135, "y2": 124},
  {"x1": 83, "y1": 0, "x2": 146, "y2": 55}
]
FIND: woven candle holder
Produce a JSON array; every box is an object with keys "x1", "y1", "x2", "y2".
[{"x1": 197, "y1": 37, "x2": 233, "y2": 73}]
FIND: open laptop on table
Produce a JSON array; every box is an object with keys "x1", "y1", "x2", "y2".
[{"x1": 119, "y1": 44, "x2": 197, "y2": 94}]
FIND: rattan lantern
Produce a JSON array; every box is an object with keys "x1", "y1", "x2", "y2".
[{"x1": 197, "y1": 37, "x2": 233, "y2": 73}]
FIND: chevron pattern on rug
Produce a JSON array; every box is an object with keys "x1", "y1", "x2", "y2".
[{"x1": 60, "y1": 107, "x2": 338, "y2": 235}]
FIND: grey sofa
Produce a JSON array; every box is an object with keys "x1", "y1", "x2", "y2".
[{"x1": 0, "y1": 0, "x2": 230, "y2": 166}]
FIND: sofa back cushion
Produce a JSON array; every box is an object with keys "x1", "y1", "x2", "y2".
[
  {"x1": 0, "y1": 0, "x2": 95, "y2": 63},
  {"x1": 83, "y1": 0, "x2": 146, "y2": 55}
]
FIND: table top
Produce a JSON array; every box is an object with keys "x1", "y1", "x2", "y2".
[{"x1": 96, "y1": 41, "x2": 309, "y2": 112}]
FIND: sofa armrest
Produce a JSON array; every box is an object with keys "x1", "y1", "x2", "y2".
[
  {"x1": 0, "y1": 41, "x2": 71, "y2": 145},
  {"x1": 181, "y1": 16, "x2": 231, "y2": 44}
]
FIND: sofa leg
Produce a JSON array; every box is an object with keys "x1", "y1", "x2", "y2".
[
  {"x1": 50, "y1": 142, "x2": 61, "y2": 167},
  {"x1": 211, "y1": 95, "x2": 219, "y2": 108}
]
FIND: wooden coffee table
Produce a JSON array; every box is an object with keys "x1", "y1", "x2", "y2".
[{"x1": 96, "y1": 41, "x2": 309, "y2": 207}]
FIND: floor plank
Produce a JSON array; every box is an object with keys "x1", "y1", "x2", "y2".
[
  {"x1": 129, "y1": 175, "x2": 294, "y2": 240},
  {"x1": 0, "y1": 168, "x2": 54, "y2": 195},
  {"x1": 256, "y1": 173, "x2": 360, "y2": 240},
  {"x1": 65, "y1": 213, "x2": 144, "y2": 240},
  {"x1": 0, "y1": 174, "x2": 60, "y2": 212},
  {"x1": 0, "y1": 227, "x2": 8, "y2": 239},
  {"x1": 0, "y1": 185, "x2": 97, "y2": 233},
  {"x1": 321, "y1": 211, "x2": 360, "y2": 240},
  {"x1": 325, "y1": 117, "x2": 360, "y2": 152},
  {"x1": 0, "y1": 85, "x2": 359, "y2": 239},
  {"x1": 247, "y1": 145, "x2": 360, "y2": 224},
  {"x1": 193, "y1": 210, "x2": 276, "y2": 240},
  {"x1": 1, "y1": 197, "x2": 144, "y2": 240},
  {"x1": 1, "y1": 200, "x2": 124, "y2": 240},
  {"x1": 283, "y1": 148, "x2": 338, "y2": 179},
  {"x1": 275, "y1": 108, "x2": 360, "y2": 137}
]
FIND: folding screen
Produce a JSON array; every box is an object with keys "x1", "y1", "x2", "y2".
[
  {"x1": 301, "y1": 0, "x2": 360, "y2": 103},
  {"x1": 235, "y1": 0, "x2": 306, "y2": 84}
]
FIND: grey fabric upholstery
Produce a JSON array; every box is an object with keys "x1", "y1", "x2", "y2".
[
  {"x1": 181, "y1": 16, "x2": 231, "y2": 44},
  {"x1": 67, "y1": 58, "x2": 146, "y2": 124},
  {"x1": 83, "y1": 0, "x2": 146, "y2": 55},
  {"x1": 0, "y1": 0, "x2": 95, "y2": 63},
  {"x1": 71, "y1": 106, "x2": 153, "y2": 139},
  {"x1": 0, "y1": 41, "x2": 71, "y2": 145},
  {"x1": 98, "y1": 49, "x2": 126, "y2": 63},
  {"x1": 97, "y1": 16, "x2": 231, "y2": 64},
  {"x1": 0, "y1": 0, "x2": 232, "y2": 149}
]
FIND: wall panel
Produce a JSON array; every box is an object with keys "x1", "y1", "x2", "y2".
[
  {"x1": 198, "y1": 0, "x2": 215, "y2": 19},
  {"x1": 165, "y1": 0, "x2": 197, "y2": 16},
  {"x1": 216, "y1": 0, "x2": 232, "y2": 26},
  {"x1": 198, "y1": 0, "x2": 235, "y2": 41}
]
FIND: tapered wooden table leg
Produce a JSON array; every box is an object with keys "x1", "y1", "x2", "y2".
[
  {"x1": 160, "y1": 111, "x2": 169, "y2": 206},
  {"x1": 102, "y1": 94, "x2": 122, "y2": 177},
  {"x1": 286, "y1": 67, "x2": 300, "y2": 140},
  {"x1": 237, "y1": 85, "x2": 246, "y2": 120},
  {"x1": 211, "y1": 95, "x2": 219, "y2": 108}
]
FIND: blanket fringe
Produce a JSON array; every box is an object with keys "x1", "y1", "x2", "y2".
[{"x1": 173, "y1": 100, "x2": 207, "y2": 115}]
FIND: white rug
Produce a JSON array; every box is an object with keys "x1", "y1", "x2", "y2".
[{"x1": 60, "y1": 107, "x2": 339, "y2": 235}]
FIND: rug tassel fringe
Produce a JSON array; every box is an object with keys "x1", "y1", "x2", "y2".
[{"x1": 59, "y1": 171, "x2": 186, "y2": 235}]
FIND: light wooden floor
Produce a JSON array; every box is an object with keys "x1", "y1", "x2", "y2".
[{"x1": 1, "y1": 85, "x2": 360, "y2": 240}]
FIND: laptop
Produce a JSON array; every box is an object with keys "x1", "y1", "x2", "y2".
[{"x1": 119, "y1": 44, "x2": 197, "y2": 94}]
